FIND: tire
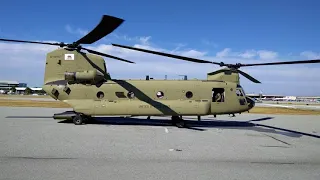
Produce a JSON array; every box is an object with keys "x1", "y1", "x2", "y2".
[
  {"x1": 73, "y1": 114, "x2": 83, "y2": 125},
  {"x1": 171, "y1": 116, "x2": 185, "y2": 128},
  {"x1": 175, "y1": 120, "x2": 185, "y2": 128}
]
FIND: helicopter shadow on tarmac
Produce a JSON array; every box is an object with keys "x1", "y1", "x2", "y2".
[{"x1": 58, "y1": 116, "x2": 320, "y2": 139}]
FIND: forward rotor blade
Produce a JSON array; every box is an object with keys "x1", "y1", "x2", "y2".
[
  {"x1": 112, "y1": 43, "x2": 221, "y2": 65},
  {"x1": 207, "y1": 68, "x2": 261, "y2": 83},
  {"x1": 0, "y1": 38, "x2": 61, "y2": 46},
  {"x1": 75, "y1": 15, "x2": 124, "y2": 45},
  {"x1": 240, "y1": 59, "x2": 320, "y2": 67},
  {"x1": 237, "y1": 69, "x2": 261, "y2": 83},
  {"x1": 82, "y1": 47, "x2": 135, "y2": 64},
  {"x1": 207, "y1": 69, "x2": 235, "y2": 76}
]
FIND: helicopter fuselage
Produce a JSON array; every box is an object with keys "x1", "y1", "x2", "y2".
[
  {"x1": 43, "y1": 79, "x2": 255, "y2": 117},
  {"x1": 40, "y1": 48, "x2": 254, "y2": 117}
]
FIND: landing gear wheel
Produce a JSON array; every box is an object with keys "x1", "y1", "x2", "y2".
[
  {"x1": 175, "y1": 120, "x2": 185, "y2": 128},
  {"x1": 171, "y1": 116, "x2": 186, "y2": 128},
  {"x1": 73, "y1": 114, "x2": 83, "y2": 125}
]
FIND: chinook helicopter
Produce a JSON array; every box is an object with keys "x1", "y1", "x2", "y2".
[{"x1": 1, "y1": 15, "x2": 320, "y2": 127}]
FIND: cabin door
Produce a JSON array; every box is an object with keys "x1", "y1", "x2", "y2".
[{"x1": 211, "y1": 88, "x2": 227, "y2": 113}]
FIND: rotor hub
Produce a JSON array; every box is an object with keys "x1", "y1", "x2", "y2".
[{"x1": 223, "y1": 63, "x2": 242, "y2": 69}]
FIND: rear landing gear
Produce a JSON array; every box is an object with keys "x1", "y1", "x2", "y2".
[
  {"x1": 73, "y1": 114, "x2": 83, "y2": 125},
  {"x1": 171, "y1": 116, "x2": 186, "y2": 128},
  {"x1": 72, "y1": 113, "x2": 92, "y2": 125}
]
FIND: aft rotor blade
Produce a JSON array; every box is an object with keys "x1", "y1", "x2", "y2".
[
  {"x1": 82, "y1": 47, "x2": 135, "y2": 64},
  {"x1": 75, "y1": 15, "x2": 124, "y2": 45},
  {"x1": 237, "y1": 69, "x2": 261, "y2": 83},
  {"x1": 240, "y1": 59, "x2": 320, "y2": 67},
  {"x1": 112, "y1": 43, "x2": 221, "y2": 65},
  {"x1": 0, "y1": 38, "x2": 61, "y2": 46}
]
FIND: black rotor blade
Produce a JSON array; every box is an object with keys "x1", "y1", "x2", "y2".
[
  {"x1": 0, "y1": 38, "x2": 61, "y2": 46},
  {"x1": 82, "y1": 47, "x2": 135, "y2": 64},
  {"x1": 207, "y1": 68, "x2": 261, "y2": 83},
  {"x1": 112, "y1": 43, "x2": 222, "y2": 65},
  {"x1": 207, "y1": 68, "x2": 235, "y2": 76},
  {"x1": 75, "y1": 15, "x2": 124, "y2": 45},
  {"x1": 237, "y1": 69, "x2": 261, "y2": 83},
  {"x1": 240, "y1": 59, "x2": 320, "y2": 67}
]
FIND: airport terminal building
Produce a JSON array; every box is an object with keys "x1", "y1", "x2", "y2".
[
  {"x1": 0, "y1": 81, "x2": 21, "y2": 90},
  {"x1": 0, "y1": 80, "x2": 27, "y2": 90},
  {"x1": 0, "y1": 80, "x2": 44, "y2": 95}
]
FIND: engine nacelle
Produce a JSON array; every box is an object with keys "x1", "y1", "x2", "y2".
[{"x1": 64, "y1": 70, "x2": 105, "y2": 84}]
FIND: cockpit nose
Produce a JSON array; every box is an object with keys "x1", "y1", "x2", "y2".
[{"x1": 246, "y1": 96, "x2": 255, "y2": 109}]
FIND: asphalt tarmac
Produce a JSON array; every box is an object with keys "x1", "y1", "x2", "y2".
[{"x1": 1, "y1": 107, "x2": 320, "y2": 180}]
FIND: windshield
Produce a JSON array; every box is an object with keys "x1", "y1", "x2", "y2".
[{"x1": 236, "y1": 89, "x2": 244, "y2": 97}]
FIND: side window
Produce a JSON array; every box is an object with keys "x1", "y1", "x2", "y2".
[
  {"x1": 212, "y1": 88, "x2": 225, "y2": 102},
  {"x1": 115, "y1": 92, "x2": 126, "y2": 98},
  {"x1": 186, "y1": 91, "x2": 193, "y2": 98},
  {"x1": 97, "y1": 91, "x2": 104, "y2": 99},
  {"x1": 156, "y1": 91, "x2": 164, "y2": 98}
]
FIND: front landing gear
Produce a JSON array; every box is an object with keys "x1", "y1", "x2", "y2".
[{"x1": 171, "y1": 116, "x2": 186, "y2": 128}]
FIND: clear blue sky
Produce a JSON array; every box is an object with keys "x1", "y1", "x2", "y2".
[
  {"x1": 1, "y1": 0, "x2": 319, "y2": 51},
  {"x1": 0, "y1": 0, "x2": 320, "y2": 96}
]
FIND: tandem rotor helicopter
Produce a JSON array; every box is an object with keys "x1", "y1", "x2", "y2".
[{"x1": 1, "y1": 15, "x2": 320, "y2": 127}]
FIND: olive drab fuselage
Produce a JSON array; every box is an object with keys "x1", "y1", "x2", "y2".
[{"x1": 42, "y1": 48, "x2": 255, "y2": 116}]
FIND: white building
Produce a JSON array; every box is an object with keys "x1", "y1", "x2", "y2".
[
  {"x1": 0, "y1": 80, "x2": 19, "y2": 90},
  {"x1": 15, "y1": 87, "x2": 44, "y2": 95}
]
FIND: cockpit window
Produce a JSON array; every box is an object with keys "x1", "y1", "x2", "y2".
[
  {"x1": 236, "y1": 84, "x2": 246, "y2": 96},
  {"x1": 236, "y1": 89, "x2": 244, "y2": 96}
]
